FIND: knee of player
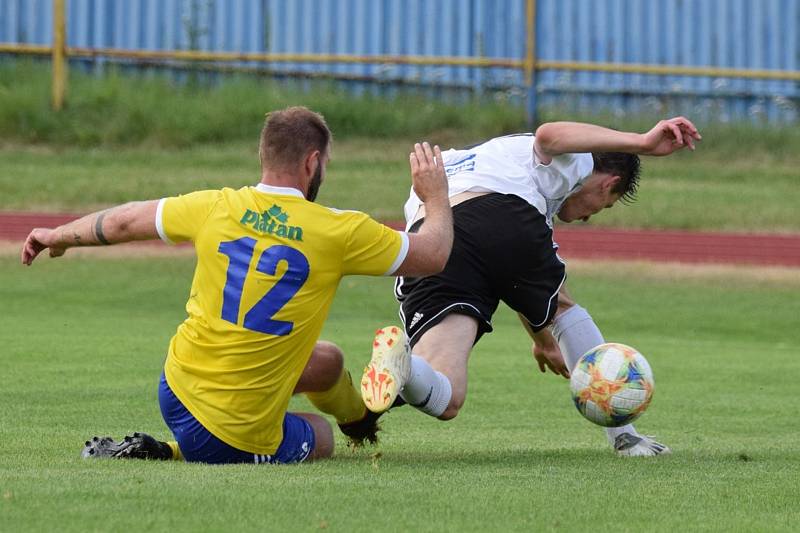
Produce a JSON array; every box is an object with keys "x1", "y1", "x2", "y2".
[
  {"x1": 437, "y1": 396, "x2": 465, "y2": 421},
  {"x1": 305, "y1": 414, "x2": 334, "y2": 460},
  {"x1": 312, "y1": 341, "x2": 344, "y2": 377}
]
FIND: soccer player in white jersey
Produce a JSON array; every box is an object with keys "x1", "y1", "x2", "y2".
[
  {"x1": 361, "y1": 117, "x2": 701, "y2": 457},
  {"x1": 21, "y1": 107, "x2": 453, "y2": 463}
]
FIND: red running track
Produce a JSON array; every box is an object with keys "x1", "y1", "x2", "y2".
[
  {"x1": 551, "y1": 226, "x2": 800, "y2": 267},
  {"x1": 3, "y1": 211, "x2": 800, "y2": 267}
]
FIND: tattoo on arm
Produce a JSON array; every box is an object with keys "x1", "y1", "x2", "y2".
[
  {"x1": 94, "y1": 213, "x2": 110, "y2": 245},
  {"x1": 73, "y1": 232, "x2": 82, "y2": 244}
]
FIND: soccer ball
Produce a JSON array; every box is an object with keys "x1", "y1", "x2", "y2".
[{"x1": 569, "y1": 343, "x2": 654, "y2": 427}]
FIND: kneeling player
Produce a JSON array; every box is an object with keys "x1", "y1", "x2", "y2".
[{"x1": 22, "y1": 108, "x2": 454, "y2": 464}]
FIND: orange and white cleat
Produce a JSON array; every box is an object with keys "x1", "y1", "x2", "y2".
[{"x1": 360, "y1": 326, "x2": 410, "y2": 413}]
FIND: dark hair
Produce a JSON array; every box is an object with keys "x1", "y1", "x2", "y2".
[
  {"x1": 591, "y1": 152, "x2": 641, "y2": 204},
  {"x1": 259, "y1": 106, "x2": 331, "y2": 171}
]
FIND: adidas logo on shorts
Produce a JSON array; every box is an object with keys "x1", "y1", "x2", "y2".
[{"x1": 410, "y1": 312, "x2": 424, "y2": 329}]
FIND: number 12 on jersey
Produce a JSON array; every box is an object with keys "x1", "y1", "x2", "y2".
[{"x1": 217, "y1": 237, "x2": 309, "y2": 335}]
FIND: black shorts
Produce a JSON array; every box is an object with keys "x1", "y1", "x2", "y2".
[{"x1": 395, "y1": 193, "x2": 566, "y2": 347}]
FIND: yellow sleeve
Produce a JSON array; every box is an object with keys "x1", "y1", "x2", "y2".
[
  {"x1": 156, "y1": 190, "x2": 221, "y2": 244},
  {"x1": 342, "y1": 212, "x2": 408, "y2": 276}
]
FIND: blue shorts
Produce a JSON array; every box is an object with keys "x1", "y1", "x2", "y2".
[{"x1": 158, "y1": 374, "x2": 315, "y2": 465}]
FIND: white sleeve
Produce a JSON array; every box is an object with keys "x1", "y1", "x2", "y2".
[
  {"x1": 154, "y1": 197, "x2": 173, "y2": 244},
  {"x1": 500, "y1": 134, "x2": 536, "y2": 167},
  {"x1": 535, "y1": 152, "x2": 595, "y2": 197},
  {"x1": 402, "y1": 189, "x2": 422, "y2": 229},
  {"x1": 383, "y1": 232, "x2": 410, "y2": 276}
]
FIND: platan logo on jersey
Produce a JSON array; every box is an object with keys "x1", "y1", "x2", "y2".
[{"x1": 240, "y1": 204, "x2": 303, "y2": 241}]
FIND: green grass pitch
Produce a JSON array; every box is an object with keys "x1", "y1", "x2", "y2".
[{"x1": 1, "y1": 254, "x2": 798, "y2": 531}]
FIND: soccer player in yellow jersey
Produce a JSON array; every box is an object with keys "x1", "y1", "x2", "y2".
[{"x1": 21, "y1": 106, "x2": 454, "y2": 464}]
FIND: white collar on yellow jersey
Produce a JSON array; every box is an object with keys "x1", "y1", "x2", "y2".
[{"x1": 254, "y1": 183, "x2": 305, "y2": 198}]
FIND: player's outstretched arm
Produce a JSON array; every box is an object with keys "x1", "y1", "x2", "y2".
[
  {"x1": 533, "y1": 116, "x2": 702, "y2": 163},
  {"x1": 393, "y1": 142, "x2": 454, "y2": 277},
  {"x1": 21, "y1": 200, "x2": 160, "y2": 265}
]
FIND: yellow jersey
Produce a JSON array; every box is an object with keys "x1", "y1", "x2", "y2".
[{"x1": 156, "y1": 184, "x2": 407, "y2": 454}]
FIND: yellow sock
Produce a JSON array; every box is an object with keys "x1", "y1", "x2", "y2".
[
  {"x1": 165, "y1": 440, "x2": 184, "y2": 461},
  {"x1": 306, "y1": 369, "x2": 367, "y2": 424}
]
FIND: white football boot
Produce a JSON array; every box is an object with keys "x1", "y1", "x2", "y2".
[
  {"x1": 360, "y1": 325, "x2": 410, "y2": 413},
  {"x1": 613, "y1": 433, "x2": 672, "y2": 457}
]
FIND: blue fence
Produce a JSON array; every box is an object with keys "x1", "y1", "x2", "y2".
[{"x1": 1, "y1": 0, "x2": 798, "y2": 123}]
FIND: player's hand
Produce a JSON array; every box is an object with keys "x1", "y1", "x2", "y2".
[
  {"x1": 532, "y1": 330, "x2": 570, "y2": 379},
  {"x1": 409, "y1": 142, "x2": 448, "y2": 203},
  {"x1": 21, "y1": 228, "x2": 65, "y2": 265},
  {"x1": 639, "y1": 116, "x2": 702, "y2": 156}
]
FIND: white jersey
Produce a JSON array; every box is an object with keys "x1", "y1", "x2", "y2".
[{"x1": 402, "y1": 134, "x2": 595, "y2": 228}]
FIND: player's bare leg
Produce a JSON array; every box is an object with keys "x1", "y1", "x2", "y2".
[
  {"x1": 298, "y1": 341, "x2": 376, "y2": 448},
  {"x1": 399, "y1": 313, "x2": 477, "y2": 420},
  {"x1": 295, "y1": 341, "x2": 349, "y2": 394},
  {"x1": 293, "y1": 412, "x2": 334, "y2": 460}
]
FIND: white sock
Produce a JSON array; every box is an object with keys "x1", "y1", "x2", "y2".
[
  {"x1": 400, "y1": 355, "x2": 452, "y2": 418},
  {"x1": 552, "y1": 305, "x2": 638, "y2": 443},
  {"x1": 605, "y1": 424, "x2": 638, "y2": 441},
  {"x1": 552, "y1": 304, "x2": 604, "y2": 371}
]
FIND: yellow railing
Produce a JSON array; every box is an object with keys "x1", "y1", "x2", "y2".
[
  {"x1": 51, "y1": 0, "x2": 66, "y2": 111},
  {"x1": 536, "y1": 60, "x2": 800, "y2": 82},
  {"x1": 7, "y1": 41, "x2": 799, "y2": 80}
]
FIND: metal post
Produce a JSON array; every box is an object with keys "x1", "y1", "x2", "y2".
[
  {"x1": 52, "y1": 0, "x2": 67, "y2": 111},
  {"x1": 524, "y1": 0, "x2": 538, "y2": 128}
]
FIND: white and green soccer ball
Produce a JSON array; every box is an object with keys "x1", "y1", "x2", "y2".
[{"x1": 569, "y1": 343, "x2": 655, "y2": 427}]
